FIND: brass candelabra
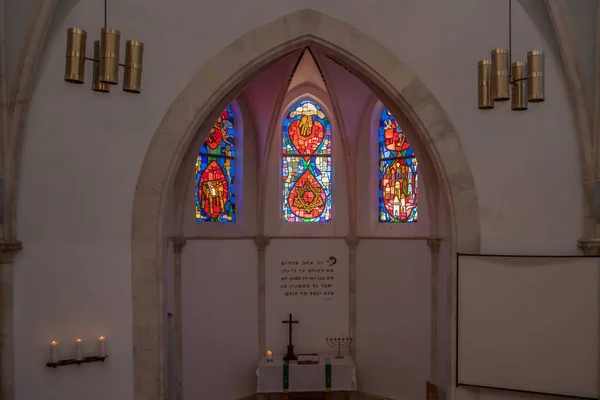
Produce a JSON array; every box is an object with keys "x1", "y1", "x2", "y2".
[{"x1": 326, "y1": 337, "x2": 353, "y2": 359}]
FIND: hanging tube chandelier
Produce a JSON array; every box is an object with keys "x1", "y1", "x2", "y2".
[
  {"x1": 64, "y1": 0, "x2": 144, "y2": 93},
  {"x1": 477, "y1": 0, "x2": 544, "y2": 111}
]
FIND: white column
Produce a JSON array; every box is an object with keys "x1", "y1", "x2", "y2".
[
  {"x1": 427, "y1": 238, "x2": 441, "y2": 383},
  {"x1": 346, "y1": 235, "x2": 359, "y2": 358},
  {"x1": 255, "y1": 237, "x2": 270, "y2": 360},
  {"x1": 0, "y1": 240, "x2": 23, "y2": 400},
  {"x1": 172, "y1": 238, "x2": 186, "y2": 400}
]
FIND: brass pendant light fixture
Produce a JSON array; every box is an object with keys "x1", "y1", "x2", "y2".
[
  {"x1": 477, "y1": 0, "x2": 544, "y2": 111},
  {"x1": 64, "y1": 0, "x2": 144, "y2": 93}
]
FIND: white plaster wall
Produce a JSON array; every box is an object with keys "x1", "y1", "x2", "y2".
[
  {"x1": 5, "y1": 0, "x2": 83, "y2": 88},
  {"x1": 566, "y1": 0, "x2": 597, "y2": 104},
  {"x1": 355, "y1": 239, "x2": 432, "y2": 400},
  {"x1": 14, "y1": 1, "x2": 583, "y2": 400},
  {"x1": 181, "y1": 240, "x2": 258, "y2": 399},
  {"x1": 265, "y1": 239, "x2": 349, "y2": 356},
  {"x1": 5, "y1": 0, "x2": 36, "y2": 86}
]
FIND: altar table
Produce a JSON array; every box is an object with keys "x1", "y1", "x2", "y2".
[{"x1": 256, "y1": 355, "x2": 357, "y2": 393}]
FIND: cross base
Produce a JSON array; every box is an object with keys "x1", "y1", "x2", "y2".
[{"x1": 283, "y1": 345, "x2": 297, "y2": 361}]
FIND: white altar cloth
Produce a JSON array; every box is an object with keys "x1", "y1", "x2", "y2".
[{"x1": 256, "y1": 355, "x2": 357, "y2": 393}]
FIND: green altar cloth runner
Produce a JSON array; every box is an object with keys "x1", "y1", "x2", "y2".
[
  {"x1": 256, "y1": 355, "x2": 356, "y2": 393},
  {"x1": 283, "y1": 361, "x2": 289, "y2": 393},
  {"x1": 325, "y1": 359, "x2": 332, "y2": 392}
]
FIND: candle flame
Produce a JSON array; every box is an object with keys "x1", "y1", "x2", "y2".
[
  {"x1": 99, "y1": 336, "x2": 105, "y2": 340},
  {"x1": 266, "y1": 350, "x2": 272, "y2": 356},
  {"x1": 51, "y1": 341, "x2": 57, "y2": 345},
  {"x1": 76, "y1": 338, "x2": 82, "y2": 343}
]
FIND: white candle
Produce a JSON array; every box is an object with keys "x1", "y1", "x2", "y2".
[
  {"x1": 75, "y1": 339, "x2": 83, "y2": 361},
  {"x1": 50, "y1": 341, "x2": 58, "y2": 363},
  {"x1": 98, "y1": 336, "x2": 106, "y2": 357},
  {"x1": 266, "y1": 350, "x2": 273, "y2": 362}
]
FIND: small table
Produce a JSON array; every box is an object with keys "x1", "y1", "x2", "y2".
[{"x1": 256, "y1": 355, "x2": 356, "y2": 397}]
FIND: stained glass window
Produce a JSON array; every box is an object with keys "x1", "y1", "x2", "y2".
[
  {"x1": 282, "y1": 99, "x2": 332, "y2": 222},
  {"x1": 195, "y1": 105, "x2": 236, "y2": 222},
  {"x1": 378, "y1": 108, "x2": 418, "y2": 223}
]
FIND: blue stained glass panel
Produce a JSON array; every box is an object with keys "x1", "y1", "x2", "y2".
[
  {"x1": 378, "y1": 108, "x2": 418, "y2": 223},
  {"x1": 196, "y1": 105, "x2": 236, "y2": 222}
]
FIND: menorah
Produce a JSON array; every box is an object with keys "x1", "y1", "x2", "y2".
[{"x1": 325, "y1": 337, "x2": 353, "y2": 359}]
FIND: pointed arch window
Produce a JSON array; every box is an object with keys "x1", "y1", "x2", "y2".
[
  {"x1": 378, "y1": 108, "x2": 418, "y2": 222},
  {"x1": 282, "y1": 99, "x2": 332, "y2": 222},
  {"x1": 195, "y1": 105, "x2": 236, "y2": 222}
]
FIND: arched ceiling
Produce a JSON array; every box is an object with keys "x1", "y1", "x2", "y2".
[
  {"x1": 288, "y1": 49, "x2": 327, "y2": 94},
  {"x1": 239, "y1": 46, "x2": 374, "y2": 153}
]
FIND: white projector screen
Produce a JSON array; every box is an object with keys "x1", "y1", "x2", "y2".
[{"x1": 457, "y1": 254, "x2": 599, "y2": 399}]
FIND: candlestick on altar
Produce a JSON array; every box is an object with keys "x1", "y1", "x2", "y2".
[
  {"x1": 326, "y1": 336, "x2": 353, "y2": 359},
  {"x1": 75, "y1": 339, "x2": 83, "y2": 361},
  {"x1": 266, "y1": 350, "x2": 273, "y2": 363},
  {"x1": 98, "y1": 337, "x2": 106, "y2": 357},
  {"x1": 50, "y1": 341, "x2": 58, "y2": 363}
]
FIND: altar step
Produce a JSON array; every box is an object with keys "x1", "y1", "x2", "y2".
[{"x1": 249, "y1": 392, "x2": 392, "y2": 400}]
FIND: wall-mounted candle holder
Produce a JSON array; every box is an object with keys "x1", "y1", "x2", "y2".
[
  {"x1": 46, "y1": 337, "x2": 108, "y2": 368},
  {"x1": 46, "y1": 355, "x2": 108, "y2": 368}
]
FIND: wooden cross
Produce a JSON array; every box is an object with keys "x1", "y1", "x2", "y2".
[{"x1": 282, "y1": 313, "x2": 299, "y2": 346}]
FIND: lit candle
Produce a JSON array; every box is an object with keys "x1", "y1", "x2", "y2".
[
  {"x1": 266, "y1": 350, "x2": 273, "y2": 362},
  {"x1": 50, "y1": 341, "x2": 58, "y2": 363},
  {"x1": 98, "y1": 336, "x2": 106, "y2": 357},
  {"x1": 75, "y1": 339, "x2": 83, "y2": 361}
]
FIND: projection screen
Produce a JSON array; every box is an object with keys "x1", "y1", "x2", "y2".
[{"x1": 457, "y1": 254, "x2": 599, "y2": 399}]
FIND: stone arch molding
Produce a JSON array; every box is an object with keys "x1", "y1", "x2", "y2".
[{"x1": 131, "y1": 8, "x2": 481, "y2": 400}]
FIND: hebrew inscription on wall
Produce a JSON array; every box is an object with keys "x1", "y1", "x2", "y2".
[
  {"x1": 279, "y1": 257, "x2": 338, "y2": 300},
  {"x1": 265, "y1": 239, "x2": 349, "y2": 353}
]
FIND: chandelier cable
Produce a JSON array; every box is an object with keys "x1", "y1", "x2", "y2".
[
  {"x1": 104, "y1": 0, "x2": 107, "y2": 29},
  {"x1": 508, "y1": 0, "x2": 512, "y2": 79}
]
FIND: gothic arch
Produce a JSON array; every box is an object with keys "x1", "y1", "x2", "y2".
[{"x1": 131, "y1": 8, "x2": 481, "y2": 400}]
